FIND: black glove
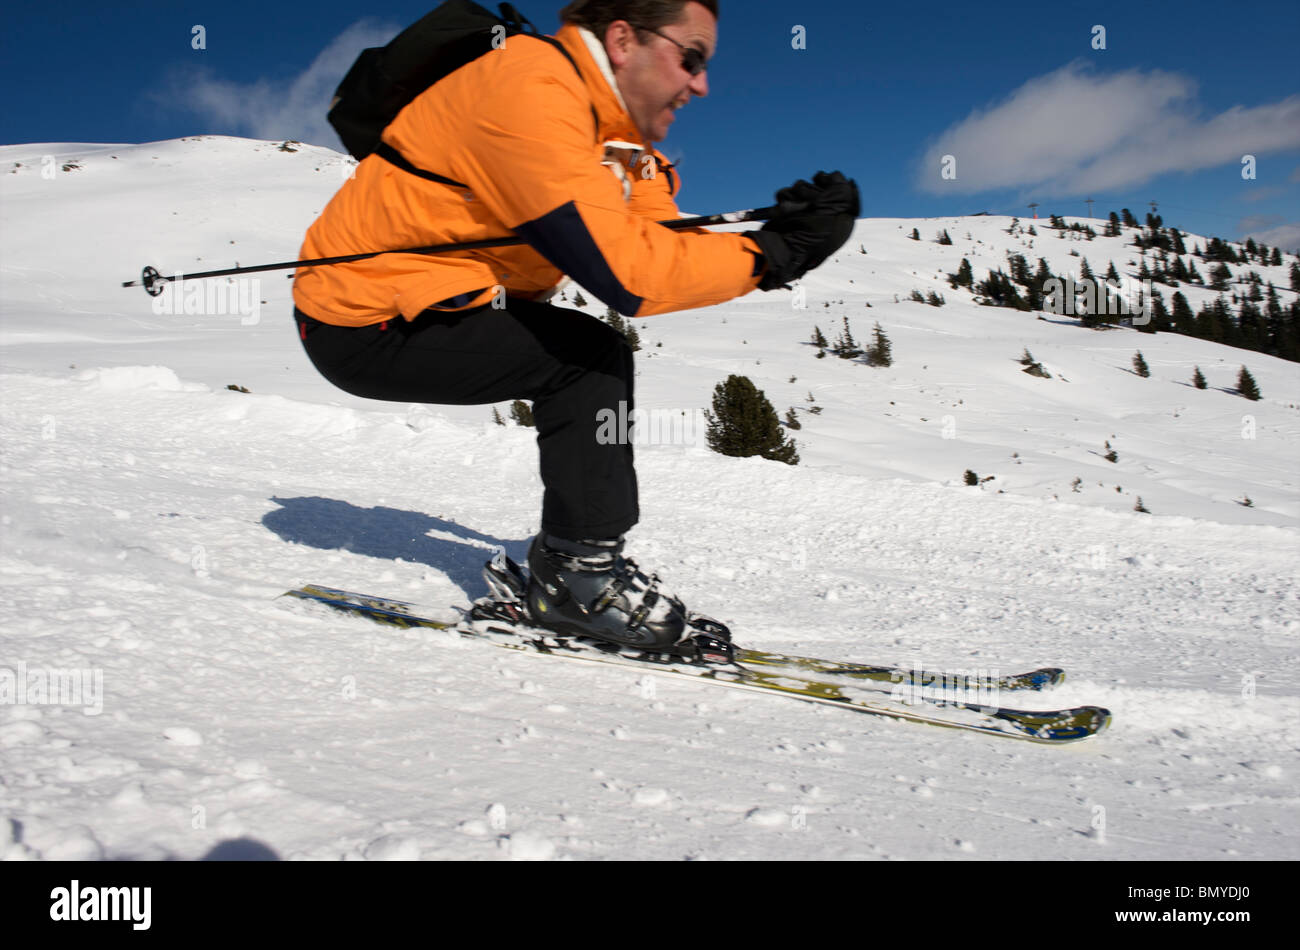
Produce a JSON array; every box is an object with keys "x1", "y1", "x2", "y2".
[{"x1": 747, "y1": 171, "x2": 859, "y2": 290}]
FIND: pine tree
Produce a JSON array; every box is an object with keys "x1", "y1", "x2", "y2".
[
  {"x1": 977, "y1": 269, "x2": 1027, "y2": 309},
  {"x1": 1074, "y1": 266, "x2": 1101, "y2": 327},
  {"x1": 1171, "y1": 292, "x2": 1195, "y2": 334},
  {"x1": 1024, "y1": 278, "x2": 1043, "y2": 312},
  {"x1": 1134, "y1": 497, "x2": 1150, "y2": 514},
  {"x1": 604, "y1": 305, "x2": 642, "y2": 350},
  {"x1": 1209, "y1": 262, "x2": 1233, "y2": 290},
  {"x1": 963, "y1": 469, "x2": 979, "y2": 486},
  {"x1": 1265, "y1": 284, "x2": 1285, "y2": 356},
  {"x1": 1008, "y1": 253, "x2": 1032, "y2": 286},
  {"x1": 1143, "y1": 288, "x2": 1168, "y2": 334},
  {"x1": 573, "y1": 290, "x2": 588, "y2": 307},
  {"x1": 937, "y1": 229, "x2": 953, "y2": 245},
  {"x1": 1286, "y1": 299, "x2": 1300, "y2": 362},
  {"x1": 1237, "y1": 366, "x2": 1261, "y2": 401},
  {"x1": 1104, "y1": 440, "x2": 1118, "y2": 463},
  {"x1": 703, "y1": 375, "x2": 799, "y2": 465},
  {"x1": 1132, "y1": 351, "x2": 1150, "y2": 377},
  {"x1": 865, "y1": 322, "x2": 893, "y2": 367},
  {"x1": 1237, "y1": 300, "x2": 1265, "y2": 352},
  {"x1": 491, "y1": 406, "x2": 506, "y2": 426},
  {"x1": 910, "y1": 227, "x2": 920, "y2": 241},
  {"x1": 1192, "y1": 366, "x2": 1207, "y2": 389},
  {"x1": 1019, "y1": 347, "x2": 1050, "y2": 378},
  {"x1": 1033, "y1": 258, "x2": 1054, "y2": 295},
  {"x1": 1150, "y1": 256, "x2": 1170, "y2": 285},
  {"x1": 510, "y1": 400, "x2": 535, "y2": 427},
  {"x1": 1170, "y1": 255, "x2": 1189, "y2": 283},
  {"x1": 833, "y1": 317, "x2": 862, "y2": 359},
  {"x1": 950, "y1": 257, "x2": 974, "y2": 288},
  {"x1": 784, "y1": 408, "x2": 802, "y2": 430},
  {"x1": 811, "y1": 325, "x2": 828, "y2": 350},
  {"x1": 1194, "y1": 301, "x2": 1220, "y2": 343}
]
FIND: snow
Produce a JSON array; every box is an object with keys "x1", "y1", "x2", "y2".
[{"x1": 1, "y1": 136, "x2": 1298, "y2": 861}]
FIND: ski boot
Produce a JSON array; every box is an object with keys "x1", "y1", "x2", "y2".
[{"x1": 473, "y1": 538, "x2": 734, "y2": 662}]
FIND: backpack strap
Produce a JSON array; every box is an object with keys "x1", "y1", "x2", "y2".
[
  {"x1": 653, "y1": 155, "x2": 678, "y2": 196},
  {"x1": 498, "y1": 3, "x2": 533, "y2": 32},
  {"x1": 376, "y1": 31, "x2": 598, "y2": 185},
  {"x1": 374, "y1": 142, "x2": 470, "y2": 189}
]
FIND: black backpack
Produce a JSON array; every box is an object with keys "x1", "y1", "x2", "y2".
[{"x1": 328, "y1": 0, "x2": 590, "y2": 185}]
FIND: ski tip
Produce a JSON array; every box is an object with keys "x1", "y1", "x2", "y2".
[
  {"x1": 1034, "y1": 667, "x2": 1067, "y2": 690},
  {"x1": 1091, "y1": 705, "x2": 1113, "y2": 736},
  {"x1": 1040, "y1": 705, "x2": 1112, "y2": 743}
]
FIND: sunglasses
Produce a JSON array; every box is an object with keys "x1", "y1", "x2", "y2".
[{"x1": 637, "y1": 26, "x2": 709, "y2": 76}]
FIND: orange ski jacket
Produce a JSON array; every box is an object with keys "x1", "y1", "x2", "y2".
[{"x1": 293, "y1": 23, "x2": 766, "y2": 327}]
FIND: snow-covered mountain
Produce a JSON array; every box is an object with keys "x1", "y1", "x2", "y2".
[{"x1": 1, "y1": 137, "x2": 1297, "y2": 861}]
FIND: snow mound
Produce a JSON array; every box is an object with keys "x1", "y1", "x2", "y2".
[
  {"x1": 76, "y1": 365, "x2": 207, "y2": 393},
  {"x1": 363, "y1": 835, "x2": 421, "y2": 861}
]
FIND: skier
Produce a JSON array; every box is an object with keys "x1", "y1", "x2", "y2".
[{"x1": 292, "y1": 0, "x2": 858, "y2": 656}]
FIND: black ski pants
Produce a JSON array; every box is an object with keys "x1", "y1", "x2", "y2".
[{"x1": 295, "y1": 299, "x2": 638, "y2": 541}]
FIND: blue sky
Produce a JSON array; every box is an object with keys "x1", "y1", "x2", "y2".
[{"x1": 3, "y1": 0, "x2": 1298, "y2": 249}]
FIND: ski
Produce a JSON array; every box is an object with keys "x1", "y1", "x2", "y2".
[
  {"x1": 282, "y1": 583, "x2": 1110, "y2": 744},
  {"x1": 473, "y1": 552, "x2": 1065, "y2": 693},
  {"x1": 735, "y1": 650, "x2": 1064, "y2": 693},
  {"x1": 284, "y1": 584, "x2": 1060, "y2": 693}
]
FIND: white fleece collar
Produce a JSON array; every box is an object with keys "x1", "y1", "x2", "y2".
[{"x1": 578, "y1": 26, "x2": 630, "y2": 116}]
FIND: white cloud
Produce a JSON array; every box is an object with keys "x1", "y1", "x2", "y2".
[
  {"x1": 917, "y1": 62, "x2": 1300, "y2": 197},
  {"x1": 1240, "y1": 185, "x2": 1288, "y2": 203},
  {"x1": 1239, "y1": 216, "x2": 1300, "y2": 254},
  {"x1": 167, "y1": 20, "x2": 400, "y2": 148}
]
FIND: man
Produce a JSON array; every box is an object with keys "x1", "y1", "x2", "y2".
[{"x1": 293, "y1": 0, "x2": 857, "y2": 655}]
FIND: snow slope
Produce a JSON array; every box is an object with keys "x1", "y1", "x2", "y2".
[{"x1": 1, "y1": 138, "x2": 1297, "y2": 861}]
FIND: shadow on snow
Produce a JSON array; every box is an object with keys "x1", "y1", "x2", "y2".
[{"x1": 262, "y1": 496, "x2": 530, "y2": 597}]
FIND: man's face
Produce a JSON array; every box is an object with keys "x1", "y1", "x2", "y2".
[{"x1": 605, "y1": 2, "x2": 715, "y2": 144}]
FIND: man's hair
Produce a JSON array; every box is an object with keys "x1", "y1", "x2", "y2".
[{"x1": 559, "y1": 0, "x2": 719, "y2": 40}]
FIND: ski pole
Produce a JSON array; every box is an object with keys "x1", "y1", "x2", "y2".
[{"x1": 122, "y1": 205, "x2": 786, "y2": 297}]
